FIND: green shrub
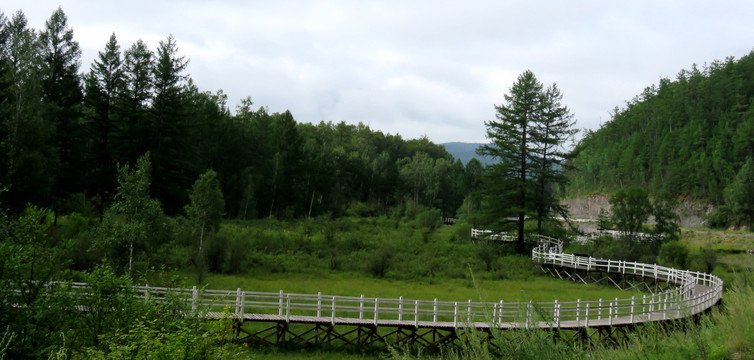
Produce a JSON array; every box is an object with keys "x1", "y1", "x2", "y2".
[
  {"x1": 658, "y1": 241, "x2": 689, "y2": 269},
  {"x1": 366, "y1": 247, "x2": 393, "y2": 278}
]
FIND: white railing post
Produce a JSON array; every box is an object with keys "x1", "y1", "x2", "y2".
[
  {"x1": 630, "y1": 296, "x2": 635, "y2": 323},
  {"x1": 609, "y1": 300, "x2": 613, "y2": 326},
  {"x1": 467, "y1": 299, "x2": 472, "y2": 323},
  {"x1": 576, "y1": 299, "x2": 581, "y2": 323},
  {"x1": 499, "y1": 300, "x2": 504, "y2": 325},
  {"x1": 414, "y1": 300, "x2": 419, "y2": 327},
  {"x1": 285, "y1": 294, "x2": 291, "y2": 323},
  {"x1": 331, "y1": 296, "x2": 336, "y2": 325},
  {"x1": 278, "y1": 290, "x2": 284, "y2": 316},
  {"x1": 553, "y1": 300, "x2": 559, "y2": 326},
  {"x1": 584, "y1": 303, "x2": 590, "y2": 327},
  {"x1": 359, "y1": 295, "x2": 364, "y2": 319},
  {"x1": 433, "y1": 298, "x2": 438, "y2": 323},
  {"x1": 240, "y1": 290, "x2": 246, "y2": 320},
  {"x1": 317, "y1": 291, "x2": 322, "y2": 317},
  {"x1": 399, "y1": 296, "x2": 404, "y2": 321},
  {"x1": 642, "y1": 294, "x2": 646, "y2": 317},
  {"x1": 191, "y1": 286, "x2": 198, "y2": 312},
  {"x1": 528, "y1": 300, "x2": 534, "y2": 329},
  {"x1": 614, "y1": 297, "x2": 619, "y2": 318},
  {"x1": 453, "y1": 302, "x2": 459, "y2": 328},
  {"x1": 374, "y1": 298, "x2": 379, "y2": 326},
  {"x1": 235, "y1": 288, "x2": 241, "y2": 317},
  {"x1": 598, "y1": 298, "x2": 602, "y2": 320}
]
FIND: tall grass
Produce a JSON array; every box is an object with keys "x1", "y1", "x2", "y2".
[{"x1": 389, "y1": 271, "x2": 754, "y2": 360}]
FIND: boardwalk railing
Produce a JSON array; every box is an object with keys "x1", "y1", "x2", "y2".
[
  {"x1": 61, "y1": 235, "x2": 722, "y2": 330},
  {"x1": 471, "y1": 228, "x2": 516, "y2": 242},
  {"x1": 574, "y1": 230, "x2": 662, "y2": 244}
]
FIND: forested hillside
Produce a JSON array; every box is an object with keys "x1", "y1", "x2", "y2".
[
  {"x1": 0, "y1": 8, "x2": 478, "y2": 220},
  {"x1": 567, "y1": 52, "x2": 754, "y2": 206}
]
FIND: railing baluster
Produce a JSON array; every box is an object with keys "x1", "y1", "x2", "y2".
[
  {"x1": 433, "y1": 298, "x2": 438, "y2": 323},
  {"x1": 317, "y1": 292, "x2": 322, "y2": 317},
  {"x1": 278, "y1": 290, "x2": 284, "y2": 316},
  {"x1": 414, "y1": 300, "x2": 419, "y2": 327},
  {"x1": 399, "y1": 296, "x2": 404, "y2": 321},
  {"x1": 360, "y1": 295, "x2": 364, "y2": 320},
  {"x1": 453, "y1": 302, "x2": 458, "y2": 328}
]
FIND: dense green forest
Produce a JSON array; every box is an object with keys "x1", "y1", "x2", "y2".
[
  {"x1": 567, "y1": 51, "x2": 754, "y2": 227},
  {"x1": 0, "y1": 8, "x2": 480, "y2": 222}
]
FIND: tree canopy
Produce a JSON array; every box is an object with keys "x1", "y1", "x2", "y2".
[{"x1": 477, "y1": 71, "x2": 576, "y2": 253}]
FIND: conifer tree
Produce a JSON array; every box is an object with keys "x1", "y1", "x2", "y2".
[
  {"x1": 118, "y1": 39, "x2": 153, "y2": 165},
  {"x1": 0, "y1": 11, "x2": 54, "y2": 211},
  {"x1": 83, "y1": 33, "x2": 125, "y2": 212},
  {"x1": 531, "y1": 83, "x2": 577, "y2": 231},
  {"x1": 150, "y1": 34, "x2": 194, "y2": 213},
  {"x1": 478, "y1": 70, "x2": 542, "y2": 253},
  {"x1": 478, "y1": 71, "x2": 576, "y2": 252},
  {"x1": 39, "y1": 7, "x2": 83, "y2": 219}
]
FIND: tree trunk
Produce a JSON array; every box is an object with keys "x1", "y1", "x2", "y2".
[{"x1": 198, "y1": 222, "x2": 205, "y2": 256}]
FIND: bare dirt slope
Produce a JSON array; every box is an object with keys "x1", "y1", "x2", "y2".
[{"x1": 562, "y1": 194, "x2": 712, "y2": 228}]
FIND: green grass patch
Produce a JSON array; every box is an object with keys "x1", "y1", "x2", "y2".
[{"x1": 198, "y1": 271, "x2": 641, "y2": 304}]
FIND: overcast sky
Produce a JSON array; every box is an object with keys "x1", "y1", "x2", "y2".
[{"x1": 4, "y1": 1, "x2": 754, "y2": 144}]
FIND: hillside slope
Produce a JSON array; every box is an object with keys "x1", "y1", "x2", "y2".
[
  {"x1": 441, "y1": 142, "x2": 494, "y2": 166},
  {"x1": 567, "y1": 52, "x2": 754, "y2": 204}
]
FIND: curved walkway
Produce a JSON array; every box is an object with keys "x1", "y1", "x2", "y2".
[{"x1": 71, "y1": 235, "x2": 722, "y2": 331}]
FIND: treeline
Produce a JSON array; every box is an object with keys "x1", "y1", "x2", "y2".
[
  {"x1": 567, "y1": 51, "x2": 754, "y2": 209},
  {"x1": 0, "y1": 7, "x2": 479, "y2": 220}
]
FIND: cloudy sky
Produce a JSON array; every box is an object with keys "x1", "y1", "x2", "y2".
[{"x1": 4, "y1": 1, "x2": 754, "y2": 144}]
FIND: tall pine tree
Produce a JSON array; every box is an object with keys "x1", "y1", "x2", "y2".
[
  {"x1": 531, "y1": 83, "x2": 577, "y2": 231},
  {"x1": 39, "y1": 7, "x2": 83, "y2": 219},
  {"x1": 117, "y1": 39, "x2": 153, "y2": 166},
  {"x1": 1, "y1": 11, "x2": 55, "y2": 211},
  {"x1": 478, "y1": 70, "x2": 542, "y2": 253},
  {"x1": 150, "y1": 34, "x2": 194, "y2": 213},
  {"x1": 478, "y1": 71, "x2": 577, "y2": 252},
  {"x1": 83, "y1": 33, "x2": 125, "y2": 212}
]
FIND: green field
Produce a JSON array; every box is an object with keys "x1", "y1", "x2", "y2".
[{"x1": 199, "y1": 270, "x2": 641, "y2": 305}]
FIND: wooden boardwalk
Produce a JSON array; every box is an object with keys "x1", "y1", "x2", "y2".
[{"x1": 65, "y1": 234, "x2": 723, "y2": 348}]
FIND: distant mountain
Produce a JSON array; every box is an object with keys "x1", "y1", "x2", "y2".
[{"x1": 441, "y1": 142, "x2": 495, "y2": 166}]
